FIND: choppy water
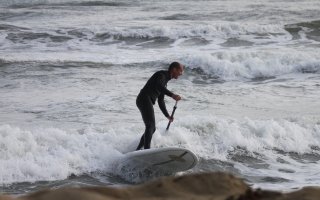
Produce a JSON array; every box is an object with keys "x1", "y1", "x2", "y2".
[{"x1": 1, "y1": 0, "x2": 320, "y2": 195}]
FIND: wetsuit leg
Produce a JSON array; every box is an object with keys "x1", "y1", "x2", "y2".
[
  {"x1": 136, "y1": 134, "x2": 144, "y2": 150},
  {"x1": 136, "y1": 95, "x2": 156, "y2": 150}
]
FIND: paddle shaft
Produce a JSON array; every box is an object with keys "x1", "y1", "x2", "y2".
[{"x1": 166, "y1": 101, "x2": 178, "y2": 131}]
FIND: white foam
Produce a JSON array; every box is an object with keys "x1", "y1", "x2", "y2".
[
  {"x1": 153, "y1": 115, "x2": 320, "y2": 189},
  {"x1": 97, "y1": 22, "x2": 287, "y2": 40},
  {"x1": 180, "y1": 49, "x2": 320, "y2": 80},
  {"x1": 0, "y1": 125, "x2": 123, "y2": 184},
  {"x1": 152, "y1": 116, "x2": 320, "y2": 160},
  {"x1": 1, "y1": 115, "x2": 319, "y2": 185}
]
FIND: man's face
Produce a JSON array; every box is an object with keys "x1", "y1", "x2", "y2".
[{"x1": 172, "y1": 65, "x2": 184, "y2": 79}]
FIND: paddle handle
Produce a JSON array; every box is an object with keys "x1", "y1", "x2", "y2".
[{"x1": 166, "y1": 101, "x2": 178, "y2": 131}]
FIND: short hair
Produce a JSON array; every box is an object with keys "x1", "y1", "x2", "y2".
[{"x1": 168, "y1": 62, "x2": 181, "y2": 71}]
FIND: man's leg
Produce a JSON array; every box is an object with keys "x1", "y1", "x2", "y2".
[
  {"x1": 136, "y1": 96, "x2": 155, "y2": 150},
  {"x1": 143, "y1": 120, "x2": 156, "y2": 149},
  {"x1": 136, "y1": 134, "x2": 144, "y2": 150}
]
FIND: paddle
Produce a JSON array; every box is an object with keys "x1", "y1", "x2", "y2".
[{"x1": 166, "y1": 101, "x2": 178, "y2": 131}]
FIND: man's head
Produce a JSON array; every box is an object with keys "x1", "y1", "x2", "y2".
[{"x1": 168, "y1": 62, "x2": 184, "y2": 79}]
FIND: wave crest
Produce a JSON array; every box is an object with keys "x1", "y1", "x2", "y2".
[{"x1": 181, "y1": 50, "x2": 320, "y2": 80}]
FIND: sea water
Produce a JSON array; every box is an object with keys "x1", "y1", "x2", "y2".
[{"x1": 0, "y1": 0, "x2": 320, "y2": 194}]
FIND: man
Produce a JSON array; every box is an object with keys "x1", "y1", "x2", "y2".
[{"x1": 136, "y1": 62, "x2": 184, "y2": 150}]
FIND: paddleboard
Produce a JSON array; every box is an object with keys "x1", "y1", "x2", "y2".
[{"x1": 116, "y1": 147, "x2": 198, "y2": 181}]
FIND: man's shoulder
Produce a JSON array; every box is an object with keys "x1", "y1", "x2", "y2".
[
  {"x1": 153, "y1": 70, "x2": 168, "y2": 78},
  {"x1": 154, "y1": 70, "x2": 167, "y2": 74}
]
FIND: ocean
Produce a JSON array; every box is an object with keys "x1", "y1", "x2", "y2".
[{"x1": 0, "y1": 0, "x2": 320, "y2": 195}]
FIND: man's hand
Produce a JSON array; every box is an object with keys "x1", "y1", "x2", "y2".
[
  {"x1": 167, "y1": 116, "x2": 174, "y2": 122},
  {"x1": 172, "y1": 94, "x2": 181, "y2": 101}
]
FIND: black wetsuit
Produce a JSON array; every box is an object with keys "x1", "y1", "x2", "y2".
[{"x1": 136, "y1": 70, "x2": 173, "y2": 150}]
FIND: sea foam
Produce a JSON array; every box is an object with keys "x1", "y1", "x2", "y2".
[
  {"x1": 0, "y1": 125, "x2": 122, "y2": 184},
  {"x1": 180, "y1": 49, "x2": 320, "y2": 80},
  {"x1": 1, "y1": 115, "x2": 319, "y2": 185}
]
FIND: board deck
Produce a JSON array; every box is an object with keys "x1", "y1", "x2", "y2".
[{"x1": 116, "y1": 147, "x2": 198, "y2": 179}]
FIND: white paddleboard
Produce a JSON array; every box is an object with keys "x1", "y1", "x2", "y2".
[{"x1": 116, "y1": 147, "x2": 198, "y2": 182}]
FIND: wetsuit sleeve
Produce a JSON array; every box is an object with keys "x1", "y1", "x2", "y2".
[
  {"x1": 158, "y1": 93, "x2": 170, "y2": 118},
  {"x1": 156, "y1": 74, "x2": 174, "y2": 97}
]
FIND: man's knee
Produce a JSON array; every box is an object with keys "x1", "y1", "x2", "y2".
[{"x1": 146, "y1": 124, "x2": 156, "y2": 134}]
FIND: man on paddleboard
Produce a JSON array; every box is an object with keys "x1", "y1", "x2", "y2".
[{"x1": 136, "y1": 62, "x2": 184, "y2": 150}]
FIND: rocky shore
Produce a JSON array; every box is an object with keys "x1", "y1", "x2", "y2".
[{"x1": 1, "y1": 172, "x2": 319, "y2": 200}]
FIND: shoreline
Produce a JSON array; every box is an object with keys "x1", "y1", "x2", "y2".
[{"x1": 1, "y1": 172, "x2": 320, "y2": 200}]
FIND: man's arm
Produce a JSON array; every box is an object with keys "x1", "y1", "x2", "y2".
[{"x1": 158, "y1": 93, "x2": 170, "y2": 118}]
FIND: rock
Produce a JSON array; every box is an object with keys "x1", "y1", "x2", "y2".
[{"x1": 1, "y1": 172, "x2": 320, "y2": 200}]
